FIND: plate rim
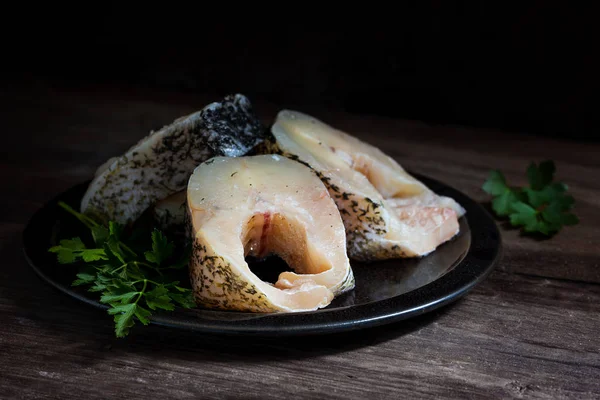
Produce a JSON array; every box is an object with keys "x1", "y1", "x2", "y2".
[{"x1": 22, "y1": 174, "x2": 502, "y2": 337}]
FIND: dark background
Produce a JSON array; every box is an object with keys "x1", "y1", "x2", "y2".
[{"x1": 6, "y1": 2, "x2": 599, "y2": 141}]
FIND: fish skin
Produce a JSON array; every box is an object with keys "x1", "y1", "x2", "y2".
[{"x1": 80, "y1": 94, "x2": 267, "y2": 225}]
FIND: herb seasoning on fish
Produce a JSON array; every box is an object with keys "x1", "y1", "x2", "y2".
[
  {"x1": 186, "y1": 155, "x2": 355, "y2": 312},
  {"x1": 261, "y1": 110, "x2": 467, "y2": 262},
  {"x1": 80, "y1": 94, "x2": 268, "y2": 226}
]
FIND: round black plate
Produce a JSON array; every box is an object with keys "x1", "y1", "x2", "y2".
[{"x1": 22, "y1": 175, "x2": 501, "y2": 337}]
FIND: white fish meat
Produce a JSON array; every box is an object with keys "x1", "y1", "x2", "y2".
[
  {"x1": 264, "y1": 110, "x2": 466, "y2": 262},
  {"x1": 187, "y1": 154, "x2": 355, "y2": 312},
  {"x1": 153, "y1": 190, "x2": 186, "y2": 233}
]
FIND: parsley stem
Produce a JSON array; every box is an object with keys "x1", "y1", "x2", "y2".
[
  {"x1": 111, "y1": 262, "x2": 164, "y2": 280},
  {"x1": 135, "y1": 279, "x2": 148, "y2": 304},
  {"x1": 132, "y1": 278, "x2": 162, "y2": 286},
  {"x1": 58, "y1": 201, "x2": 138, "y2": 258},
  {"x1": 58, "y1": 201, "x2": 100, "y2": 230},
  {"x1": 132, "y1": 261, "x2": 163, "y2": 276},
  {"x1": 112, "y1": 264, "x2": 128, "y2": 274},
  {"x1": 132, "y1": 261, "x2": 154, "y2": 270},
  {"x1": 119, "y1": 242, "x2": 138, "y2": 258}
]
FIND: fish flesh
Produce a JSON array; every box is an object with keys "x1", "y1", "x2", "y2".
[
  {"x1": 153, "y1": 190, "x2": 186, "y2": 234},
  {"x1": 80, "y1": 94, "x2": 267, "y2": 225},
  {"x1": 263, "y1": 110, "x2": 466, "y2": 262},
  {"x1": 187, "y1": 154, "x2": 355, "y2": 312}
]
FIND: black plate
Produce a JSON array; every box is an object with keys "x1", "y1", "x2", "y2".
[{"x1": 22, "y1": 175, "x2": 501, "y2": 337}]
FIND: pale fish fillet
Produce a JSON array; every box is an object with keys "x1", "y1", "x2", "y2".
[
  {"x1": 263, "y1": 109, "x2": 466, "y2": 262},
  {"x1": 187, "y1": 154, "x2": 355, "y2": 312},
  {"x1": 153, "y1": 190, "x2": 187, "y2": 234}
]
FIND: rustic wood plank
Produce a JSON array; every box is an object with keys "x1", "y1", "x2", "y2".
[
  {"x1": 1, "y1": 223, "x2": 599, "y2": 399},
  {"x1": 1, "y1": 81, "x2": 599, "y2": 399}
]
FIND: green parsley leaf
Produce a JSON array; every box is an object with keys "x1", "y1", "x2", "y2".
[
  {"x1": 91, "y1": 226, "x2": 109, "y2": 247},
  {"x1": 49, "y1": 238, "x2": 107, "y2": 264},
  {"x1": 109, "y1": 221, "x2": 124, "y2": 239},
  {"x1": 104, "y1": 234, "x2": 128, "y2": 265},
  {"x1": 482, "y1": 160, "x2": 578, "y2": 237},
  {"x1": 48, "y1": 238, "x2": 85, "y2": 264},
  {"x1": 482, "y1": 170, "x2": 527, "y2": 217},
  {"x1": 508, "y1": 201, "x2": 539, "y2": 232},
  {"x1": 169, "y1": 287, "x2": 196, "y2": 308},
  {"x1": 542, "y1": 196, "x2": 578, "y2": 227},
  {"x1": 527, "y1": 160, "x2": 555, "y2": 190},
  {"x1": 145, "y1": 285, "x2": 175, "y2": 311},
  {"x1": 491, "y1": 190, "x2": 521, "y2": 217},
  {"x1": 134, "y1": 306, "x2": 152, "y2": 326},
  {"x1": 108, "y1": 303, "x2": 137, "y2": 338},
  {"x1": 523, "y1": 182, "x2": 568, "y2": 209},
  {"x1": 144, "y1": 229, "x2": 174, "y2": 265},
  {"x1": 72, "y1": 272, "x2": 96, "y2": 287},
  {"x1": 48, "y1": 202, "x2": 196, "y2": 338},
  {"x1": 100, "y1": 291, "x2": 140, "y2": 305},
  {"x1": 78, "y1": 249, "x2": 104, "y2": 262},
  {"x1": 482, "y1": 170, "x2": 509, "y2": 196}
]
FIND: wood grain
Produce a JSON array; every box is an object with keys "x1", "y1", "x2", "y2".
[{"x1": 1, "y1": 81, "x2": 599, "y2": 399}]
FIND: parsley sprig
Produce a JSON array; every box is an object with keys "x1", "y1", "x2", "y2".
[
  {"x1": 49, "y1": 201, "x2": 195, "y2": 338},
  {"x1": 483, "y1": 160, "x2": 579, "y2": 236}
]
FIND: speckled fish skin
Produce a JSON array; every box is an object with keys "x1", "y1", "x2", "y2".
[
  {"x1": 80, "y1": 94, "x2": 267, "y2": 225},
  {"x1": 262, "y1": 110, "x2": 466, "y2": 262},
  {"x1": 187, "y1": 154, "x2": 355, "y2": 313}
]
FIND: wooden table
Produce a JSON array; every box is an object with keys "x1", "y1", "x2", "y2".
[{"x1": 1, "y1": 81, "x2": 599, "y2": 399}]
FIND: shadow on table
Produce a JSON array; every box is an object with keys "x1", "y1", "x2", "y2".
[{"x1": 105, "y1": 303, "x2": 458, "y2": 363}]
